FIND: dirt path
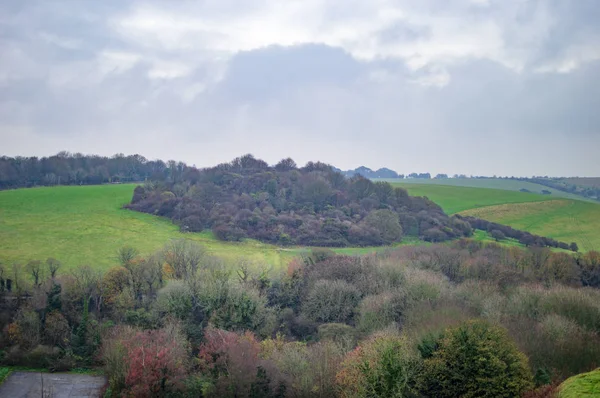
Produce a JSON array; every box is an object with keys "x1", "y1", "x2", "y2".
[{"x1": 0, "y1": 371, "x2": 106, "y2": 397}]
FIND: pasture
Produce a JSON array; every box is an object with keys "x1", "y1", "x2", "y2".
[
  {"x1": 0, "y1": 184, "x2": 394, "y2": 272},
  {"x1": 389, "y1": 183, "x2": 557, "y2": 214},
  {"x1": 460, "y1": 199, "x2": 600, "y2": 252},
  {"x1": 379, "y1": 177, "x2": 587, "y2": 201}
]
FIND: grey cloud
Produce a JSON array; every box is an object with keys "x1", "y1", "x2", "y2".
[{"x1": 1, "y1": 0, "x2": 599, "y2": 176}]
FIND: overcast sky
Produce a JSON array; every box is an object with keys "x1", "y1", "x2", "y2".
[{"x1": 1, "y1": 0, "x2": 599, "y2": 176}]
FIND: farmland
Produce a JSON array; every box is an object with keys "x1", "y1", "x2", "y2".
[
  {"x1": 379, "y1": 177, "x2": 588, "y2": 201},
  {"x1": 388, "y1": 183, "x2": 557, "y2": 214},
  {"x1": 461, "y1": 199, "x2": 600, "y2": 252},
  {"x1": 387, "y1": 182, "x2": 600, "y2": 251}
]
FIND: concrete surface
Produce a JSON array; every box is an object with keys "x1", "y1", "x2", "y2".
[{"x1": 0, "y1": 371, "x2": 106, "y2": 397}]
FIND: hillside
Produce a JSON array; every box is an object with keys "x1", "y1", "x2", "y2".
[
  {"x1": 558, "y1": 368, "x2": 600, "y2": 397},
  {"x1": 461, "y1": 199, "x2": 600, "y2": 252},
  {"x1": 0, "y1": 184, "x2": 400, "y2": 271},
  {"x1": 388, "y1": 183, "x2": 557, "y2": 214},
  {"x1": 382, "y1": 177, "x2": 589, "y2": 201},
  {"x1": 388, "y1": 183, "x2": 599, "y2": 251},
  {"x1": 128, "y1": 155, "x2": 473, "y2": 247}
]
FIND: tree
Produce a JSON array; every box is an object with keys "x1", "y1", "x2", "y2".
[
  {"x1": 44, "y1": 311, "x2": 70, "y2": 347},
  {"x1": 420, "y1": 320, "x2": 533, "y2": 398},
  {"x1": 46, "y1": 258, "x2": 61, "y2": 279},
  {"x1": 26, "y1": 260, "x2": 45, "y2": 288},
  {"x1": 117, "y1": 246, "x2": 139, "y2": 267},
  {"x1": 490, "y1": 229, "x2": 506, "y2": 242},
  {"x1": 579, "y1": 251, "x2": 600, "y2": 288},
  {"x1": 122, "y1": 325, "x2": 190, "y2": 397},
  {"x1": 162, "y1": 239, "x2": 205, "y2": 281},
  {"x1": 336, "y1": 331, "x2": 420, "y2": 398},
  {"x1": 363, "y1": 209, "x2": 403, "y2": 244},
  {"x1": 302, "y1": 279, "x2": 361, "y2": 324},
  {"x1": 569, "y1": 242, "x2": 579, "y2": 252}
]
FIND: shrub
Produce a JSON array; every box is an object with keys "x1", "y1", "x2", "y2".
[
  {"x1": 579, "y1": 251, "x2": 600, "y2": 288},
  {"x1": 318, "y1": 323, "x2": 357, "y2": 347},
  {"x1": 302, "y1": 279, "x2": 361, "y2": 324},
  {"x1": 44, "y1": 310, "x2": 70, "y2": 348},
  {"x1": 356, "y1": 292, "x2": 406, "y2": 335},
  {"x1": 420, "y1": 320, "x2": 533, "y2": 398},
  {"x1": 101, "y1": 323, "x2": 189, "y2": 397},
  {"x1": 336, "y1": 331, "x2": 420, "y2": 398}
]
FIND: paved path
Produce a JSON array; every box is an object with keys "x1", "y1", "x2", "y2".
[{"x1": 0, "y1": 371, "x2": 106, "y2": 397}]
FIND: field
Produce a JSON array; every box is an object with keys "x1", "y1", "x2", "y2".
[
  {"x1": 461, "y1": 199, "x2": 600, "y2": 252},
  {"x1": 379, "y1": 177, "x2": 588, "y2": 201},
  {"x1": 1, "y1": 182, "x2": 598, "y2": 273},
  {"x1": 389, "y1": 183, "x2": 557, "y2": 214},
  {"x1": 387, "y1": 183, "x2": 600, "y2": 251},
  {"x1": 559, "y1": 177, "x2": 600, "y2": 188},
  {"x1": 0, "y1": 184, "x2": 397, "y2": 272}
]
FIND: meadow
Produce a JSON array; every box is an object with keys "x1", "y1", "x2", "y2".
[
  {"x1": 1, "y1": 182, "x2": 598, "y2": 272},
  {"x1": 389, "y1": 182, "x2": 557, "y2": 214},
  {"x1": 461, "y1": 199, "x2": 600, "y2": 252},
  {"x1": 389, "y1": 183, "x2": 600, "y2": 251},
  {"x1": 0, "y1": 184, "x2": 397, "y2": 272},
  {"x1": 380, "y1": 177, "x2": 587, "y2": 201}
]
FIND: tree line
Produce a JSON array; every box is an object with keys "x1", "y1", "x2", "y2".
[
  {"x1": 127, "y1": 154, "x2": 476, "y2": 247},
  {"x1": 0, "y1": 152, "x2": 187, "y2": 189},
  {"x1": 0, "y1": 241, "x2": 599, "y2": 396},
  {"x1": 456, "y1": 215, "x2": 578, "y2": 251}
]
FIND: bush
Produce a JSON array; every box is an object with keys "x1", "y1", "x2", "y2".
[
  {"x1": 302, "y1": 279, "x2": 361, "y2": 324},
  {"x1": 356, "y1": 292, "x2": 406, "y2": 335},
  {"x1": 420, "y1": 320, "x2": 533, "y2": 398},
  {"x1": 336, "y1": 331, "x2": 420, "y2": 398},
  {"x1": 318, "y1": 323, "x2": 357, "y2": 347}
]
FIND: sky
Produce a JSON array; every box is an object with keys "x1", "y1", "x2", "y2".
[{"x1": 1, "y1": 0, "x2": 599, "y2": 176}]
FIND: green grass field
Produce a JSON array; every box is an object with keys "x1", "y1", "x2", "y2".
[
  {"x1": 0, "y1": 185, "x2": 397, "y2": 272},
  {"x1": 379, "y1": 178, "x2": 588, "y2": 201},
  {"x1": 1, "y1": 182, "x2": 597, "y2": 273},
  {"x1": 389, "y1": 183, "x2": 557, "y2": 214},
  {"x1": 461, "y1": 200, "x2": 600, "y2": 252},
  {"x1": 558, "y1": 368, "x2": 600, "y2": 397}
]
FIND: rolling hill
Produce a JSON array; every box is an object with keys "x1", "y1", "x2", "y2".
[
  {"x1": 387, "y1": 183, "x2": 599, "y2": 251},
  {"x1": 380, "y1": 177, "x2": 589, "y2": 201},
  {"x1": 0, "y1": 184, "x2": 394, "y2": 272}
]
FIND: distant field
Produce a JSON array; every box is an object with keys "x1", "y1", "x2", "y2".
[
  {"x1": 388, "y1": 183, "x2": 556, "y2": 214},
  {"x1": 461, "y1": 200, "x2": 600, "y2": 252},
  {"x1": 559, "y1": 177, "x2": 600, "y2": 188},
  {"x1": 378, "y1": 178, "x2": 588, "y2": 201},
  {"x1": 0, "y1": 185, "x2": 395, "y2": 272}
]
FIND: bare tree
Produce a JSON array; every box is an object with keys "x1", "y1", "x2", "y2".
[
  {"x1": 162, "y1": 239, "x2": 205, "y2": 280},
  {"x1": 46, "y1": 258, "x2": 61, "y2": 279},
  {"x1": 71, "y1": 265, "x2": 102, "y2": 311},
  {"x1": 27, "y1": 260, "x2": 46, "y2": 288}
]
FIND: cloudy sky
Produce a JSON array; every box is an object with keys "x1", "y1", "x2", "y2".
[{"x1": 1, "y1": 0, "x2": 599, "y2": 176}]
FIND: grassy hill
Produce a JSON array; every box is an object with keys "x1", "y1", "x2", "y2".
[
  {"x1": 558, "y1": 368, "x2": 600, "y2": 397},
  {"x1": 2, "y1": 182, "x2": 598, "y2": 272},
  {"x1": 380, "y1": 178, "x2": 588, "y2": 201},
  {"x1": 389, "y1": 183, "x2": 556, "y2": 214},
  {"x1": 461, "y1": 200, "x2": 600, "y2": 252},
  {"x1": 389, "y1": 183, "x2": 600, "y2": 251},
  {"x1": 0, "y1": 185, "x2": 394, "y2": 272}
]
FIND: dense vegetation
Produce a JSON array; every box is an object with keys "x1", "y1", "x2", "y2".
[
  {"x1": 1, "y1": 240, "x2": 599, "y2": 396},
  {"x1": 0, "y1": 152, "x2": 183, "y2": 189},
  {"x1": 127, "y1": 154, "x2": 475, "y2": 247}
]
